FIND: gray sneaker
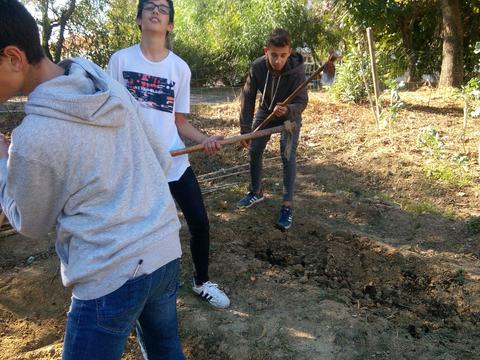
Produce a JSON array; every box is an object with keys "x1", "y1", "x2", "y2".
[{"x1": 237, "y1": 192, "x2": 265, "y2": 208}]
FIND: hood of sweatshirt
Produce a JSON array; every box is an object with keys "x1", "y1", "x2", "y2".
[
  {"x1": 265, "y1": 51, "x2": 305, "y2": 77},
  {"x1": 25, "y1": 58, "x2": 125, "y2": 128}
]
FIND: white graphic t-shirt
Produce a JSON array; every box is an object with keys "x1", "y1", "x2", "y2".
[{"x1": 107, "y1": 45, "x2": 190, "y2": 182}]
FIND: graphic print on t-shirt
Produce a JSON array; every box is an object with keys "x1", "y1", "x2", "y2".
[{"x1": 123, "y1": 71, "x2": 175, "y2": 113}]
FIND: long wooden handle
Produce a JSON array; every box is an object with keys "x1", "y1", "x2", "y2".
[
  {"x1": 170, "y1": 123, "x2": 294, "y2": 157},
  {"x1": 253, "y1": 63, "x2": 325, "y2": 132}
]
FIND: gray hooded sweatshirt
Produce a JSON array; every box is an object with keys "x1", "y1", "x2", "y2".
[{"x1": 0, "y1": 58, "x2": 181, "y2": 300}]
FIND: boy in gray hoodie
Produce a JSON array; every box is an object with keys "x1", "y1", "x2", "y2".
[{"x1": 0, "y1": 1, "x2": 184, "y2": 359}]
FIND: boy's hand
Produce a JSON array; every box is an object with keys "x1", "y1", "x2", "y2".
[
  {"x1": 273, "y1": 103, "x2": 289, "y2": 117},
  {"x1": 240, "y1": 139, "x2": 251, "y2": 148},
  {"x1": 202, "y1": 135, "x2": 223, "y2": 155},
  {"x1": 0, "y1": 134, "x2": 10, "y2": 159}
]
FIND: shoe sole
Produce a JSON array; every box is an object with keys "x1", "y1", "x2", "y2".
[
  {"x1": 192, "y1": 289, "x2": 230, "y2": 309},
  {"x1": 275, "y1": 222, "x2": 291, "y2": 231},
  {"x1": 237, "y1": 197, "x2": 265, "y2": 209}
]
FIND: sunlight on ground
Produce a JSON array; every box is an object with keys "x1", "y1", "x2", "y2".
[
  {"x1": 287, "y1": 327, "x2": 316, "y2": 340},
  {"x1": 228, "y1": 309, "x2": 251, "y2": 318}
]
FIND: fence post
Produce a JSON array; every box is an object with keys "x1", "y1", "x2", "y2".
[{"x1": 366, "y1": 27, "x2": 381, "y2": 130}]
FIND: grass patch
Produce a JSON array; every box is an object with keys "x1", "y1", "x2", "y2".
[
  {"x1": 423, "y1": 159, "x2": 474, "y2": 188},
  {"x1": 402, "y1": 199, "x2": 457, "y2": 219},
  {"x1": 359, "y1": 190, "x2": 395, "y2": 202}
]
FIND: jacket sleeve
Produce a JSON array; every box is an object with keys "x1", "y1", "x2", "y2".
[
  {"x1": 239, "y1": 66, "x2": 258, "y2": 134},
  {"x1": 287, "y1": 64, "x2": 308, "y2": 124},
  {"x1": 0, "y1": 155, "x2": 65, "y2": 238}
]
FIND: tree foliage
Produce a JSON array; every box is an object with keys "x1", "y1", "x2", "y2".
[
  {"x1": 22, "y1": 0, "x2": 479, "y2": 91},
  {"x1": 65, "y1": 0, "x2": 139, "y2": 66},
  {"x1": 173, "y1": 0, "x2": 326, "y2": 86},
  {"x1": 334, "y1": 0, "x2": 479, "y2": 87},
  {"x1": 334, "y1": 0, "x2": 439, "y2": 82},
  {"x1": 25, "y1": 0, "x2": 77, "y2": 62}
]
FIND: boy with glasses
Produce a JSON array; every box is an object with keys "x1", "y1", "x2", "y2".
[
  {"x1": 237, "y1": 28, "x2": 308, "y2": 231},
  {"x1": 108, "y1": 0, "x2": 230, "y2": 309},
  {"x1": 0, "y1": 0, "x2": 184, "y2": 358}
]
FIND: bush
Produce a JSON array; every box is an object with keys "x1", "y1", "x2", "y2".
[{"x1": 329, "y1": 50, "x2": 367, "y2": 103}]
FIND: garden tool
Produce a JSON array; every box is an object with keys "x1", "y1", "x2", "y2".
[{"x1": 283, "y1": 120, "x2": 294, "y2": 160}]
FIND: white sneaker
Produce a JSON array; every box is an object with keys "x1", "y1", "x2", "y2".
[{"x1": 192, "y1": 281, "x2": 230, "y2": 309}]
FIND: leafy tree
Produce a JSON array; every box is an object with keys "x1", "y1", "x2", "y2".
[
  {"x1": 64, "y1": 0, "x2": 108, "y2": 64},
  {"x1": 335, "y1": 0, "x2": 480, "y2": 87},
  {"x1": 65, "y1": 0, "x2": 139, "y2": 67},
  {"x1": 25, "y1": 0, "x2": 77, "y2": 62},
  {"x1": 173, "y1": 0, "x2": 325, "y2": 86},
  {"x1": 335, "y1": 0, "x2": 438, "y2": 83}
]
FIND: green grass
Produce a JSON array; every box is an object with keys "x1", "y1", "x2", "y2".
[
  {"x1": 360, "y1": 190, "x2": 395, "y2": 202},
  {"x1": 402, "y1": 199, "x2": 457, "y2": 220},
  {"x1": 423, "y1": 159, "x2": 474, "y2": 188}
]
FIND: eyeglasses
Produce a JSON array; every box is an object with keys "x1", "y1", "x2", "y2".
[{"x1": 143, "y1": 2, "x2": 169, "y2": 15}]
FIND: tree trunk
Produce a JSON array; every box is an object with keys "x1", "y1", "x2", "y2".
[
  {"x1": 398, "y1": 15, "x2": 418, "y2": 85},
  {"x1": 54, "y1": 0, "x2": 76, "y2": 63},
  {"x1": 439, "y1": 0, "x2": 463, "y2": 88},
  {"x1": 40, "y1": 0, "x2": 53, "y2": 61}
]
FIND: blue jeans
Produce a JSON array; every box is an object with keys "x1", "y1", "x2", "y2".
[
  {"x1": 250, "y1": 114, "x2": 301, "y2": 202},
  {"x1": 62, "y1": 259, "x2": 184, "y2": 360},
  {"x1": 169, "y1": 167, "x2": 210, "y2": 285}
]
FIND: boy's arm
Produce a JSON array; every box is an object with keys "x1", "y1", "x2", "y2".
[
  {"x1": 239, "y1": 67, "x2": 258, "y2": 134},
  {"x1": 175, "y1": 64, "x2": 222, "y2": 155},
  {"x1": 285, "y1": 65, "x2": 308, "y2": 121},
  {"x1": 0, "y1": 139, "x2": 64, "y2": 238},
  {"x1": 175, "y1": 113, "x2": 222, "y2": 155}
]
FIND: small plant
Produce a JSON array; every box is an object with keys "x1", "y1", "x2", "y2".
[
  {"x1": 380, "y1": 78, "x2": 405, "y2": 141},
  {"x1": 467, "y1": 216, "x2": 480, "y2": 234},
  {"x1": 454, "y1": 78, "x2": 480, "y2": 142},
  {"x1": 416, "y1": 126, "x2": 445, "y2": 159},
  {"x1": 416, "y1": 126, "x2": 474, "y2": 187},
  {"x1": 453, "y1": 42, "x2": 480, "y2": 152},
  {"x1": 454, "y1": 269, "x2": 466, "y2": 285},
  {"x1": 423, "y1": 159, "x2": 474, "y2": 188}
]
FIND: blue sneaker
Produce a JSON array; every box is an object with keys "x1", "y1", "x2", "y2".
[
  {"x1": 237, "y1": 192, "x2": 264, "y2": 208},
  {"x1": 276, "y1": 205, "x2": 293, "y2": 230}
]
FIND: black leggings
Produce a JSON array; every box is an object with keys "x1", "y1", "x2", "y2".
[{"x1": 169, "y1": 167, "x2": 209, "y2": 285}]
